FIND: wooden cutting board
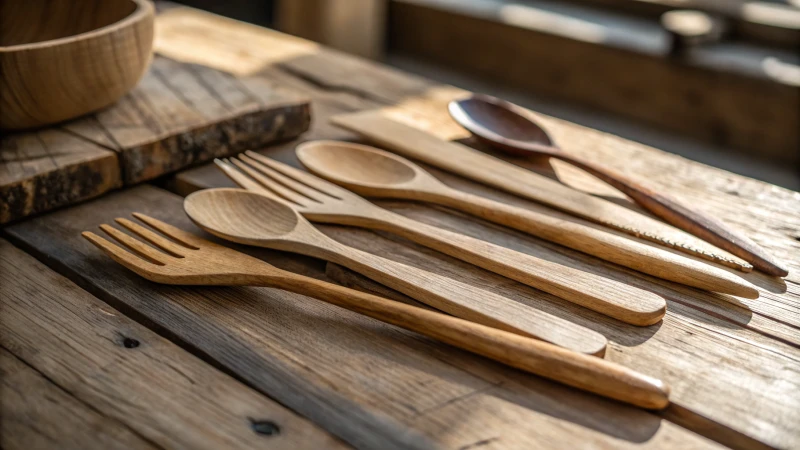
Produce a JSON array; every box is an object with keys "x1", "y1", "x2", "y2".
[{"x1": 0, "y1": 55, "x2": 310, "y2": 224}]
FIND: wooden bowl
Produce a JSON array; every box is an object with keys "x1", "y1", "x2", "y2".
[{"x1": 0, "y1": 0, "x2": 154, "y2": 130}]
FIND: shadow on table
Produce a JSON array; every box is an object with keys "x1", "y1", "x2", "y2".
[{"x1": 227, "y1": 285, "x2": 666, "y2": 444}]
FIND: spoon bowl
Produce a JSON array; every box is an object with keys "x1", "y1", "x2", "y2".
[
  {"x1": 448, "y1": 95, "x2": 557, "y2": 157},
  {"x1": 185, "y1": 188, "x2": 301, "y2": 243},
  {"x1": 297, "y1": 141, "x2": 419, "y2": 187}
]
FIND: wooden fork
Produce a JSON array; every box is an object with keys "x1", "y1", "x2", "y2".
[
  {"x1": 219, "y1": 151, "x2": 668, "y2": 326},
  {"x1": 81, "y1": 213, "x2": 670, "y2": 410}
]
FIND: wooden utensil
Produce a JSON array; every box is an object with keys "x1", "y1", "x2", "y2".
[
  {"x1": 0, "y1": 0, "x2": 154, "y2": 129},
  {"x1": 331, "y1": 111, "x2": 754, "y2": 273},
  {"x1": 81, "y1": 213, "x2": 668, "y2": 409},
  {"x1": 295, "y1": 140, "x2": 759, "y2": 298},
  {"x1": 185, "y1": 187, "x2": 606, "y2": 355},
  {"x1": 448, "y1": 94, "x2": 788, "y2": 277},
  {"x1": 223, "y1": 151, "x2": 668, "y2": 326}
]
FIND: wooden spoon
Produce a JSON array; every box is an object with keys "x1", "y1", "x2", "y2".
[
  {"x1": 296, "y1": 141, "x2": 759, "y2": 298},
  {"x1": 224, "y1": 153, "x2": 669, "y2": 326},
  {"x1": 184, "y1": 188, "x2": 608, "y2": 355},
  {"x1": 82, "y1": 213, "x2": 668, "y2": 409},
  {"x1": 448, "y1": 94, "x2": 788, "y2": 277}
]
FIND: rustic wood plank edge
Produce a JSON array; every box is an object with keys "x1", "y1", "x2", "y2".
[
  {"x1": 0, "y1": 347, "x2": 157, "y2": 450},
  {"x1": 0, "y1": 134, "x2": 122, "y2": 225},
  {"x1": 118, "y1": 101, "x2": 311, "y2": 184}
]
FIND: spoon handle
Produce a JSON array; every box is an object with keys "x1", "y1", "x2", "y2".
[
  {"x1": 269, "y1": 270, "x2": 670, "y2": 410},
  {"x1": 350, "y1": 209, "x2": 667, "y2": 326},
  {"x1": 312, "y1": 237, "x2": 607, "y2": 355},
  {"x1": 554, "y1": 154, "x2": 788, "y2": 277},
  {"x1": 418, "y1": 187, "x2": 758, "y2": 298}
]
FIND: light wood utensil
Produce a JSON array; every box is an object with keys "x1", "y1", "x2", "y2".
[
  {"x1": 185, "y1": 187, "x2": 606, "y2": 355},
  {"x1": 295, "y1": 140, "x2": 759, "y2": 298},
  {"x1": 449, "y1": 94, "x2": 788, "y2": 277},
  {"x1": 0, "y1": 0, "x2": 154, "y2": 129},
  {"x1": 330, "y1": 111, "x2": 755, "y2": 273},
  {"x1": 220, "y1": 151, "x2": 668, "y2": 326},
  {"x1": 81, "y1": 213, "x2": 668, "y2": 409}
]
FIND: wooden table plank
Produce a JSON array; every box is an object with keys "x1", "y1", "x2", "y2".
[
  {"x1": 0, "y1": 348, "x2": 155, "y2": 450},
  {"x1": 2, "y1": 185, "x2": 728, "y2": 450},
  {"x1": 0, "y1": 238, "x2": 345, "y2": 450},
  {"x1": 5, "y1": 5, "x2": 796, "y2": 449}
]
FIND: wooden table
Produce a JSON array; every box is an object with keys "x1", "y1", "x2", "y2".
[{"x1": 2, "y1": 6, "x2": 799, "y2": 450}]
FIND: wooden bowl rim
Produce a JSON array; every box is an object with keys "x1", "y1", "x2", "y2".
[{"x1": 0, "y1": 0, "x2": 154, "y2": 52}]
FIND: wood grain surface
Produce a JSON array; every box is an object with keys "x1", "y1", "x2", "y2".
[
  {"x1": 4, "y1": 5, "x2": 799, "y2": 449},
  {"x1": 0, "y1": 54, "x2": 310, "y2": 224},
  {"x1": 0, "y1": 238, "x2": 345, "y2": 450},
  {"x1": 0, "y1": 348, "x2": 155, "y2": 450},
  {"x1": 4, "y1": 185, "x2": 732, "y2": 449},
  {"x1": 64, "y1": 55, "x2": 311, "y2": 184}
]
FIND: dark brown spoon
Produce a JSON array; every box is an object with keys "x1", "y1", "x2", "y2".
[{"x1": 449, "y1": 94, "x2": 788, "y2": 277}]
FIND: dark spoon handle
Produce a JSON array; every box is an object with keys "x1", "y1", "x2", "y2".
[{"x1": 556, "y1": 154, "x2": 788, "y2": 277}]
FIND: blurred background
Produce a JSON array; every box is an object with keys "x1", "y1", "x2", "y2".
[{"x1": 174, "y1": 0, "x2": 799, "y2": 190}]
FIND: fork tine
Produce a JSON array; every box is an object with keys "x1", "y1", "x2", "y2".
[
  {"x1": 82, "y1": 231, "x2": 161, "y2": 275},
  {"x1": 115, "y1": 218, "x2": 186, "y2": 258},
  {"x1": 244, "y1": 150, "x2": 348, "y2": 199},
  {"x1": 238, "y1": 153, "x2": 328, "y2": 203},
  {"x1": 100, "y1": 224, "x2": 170, "y2": 265},
  {"x1": 220, "y1": 158, "x2": 301, "y2": 207},
  {"x1": 131, "y1": 213, "x2": 203, "y2": 250},
  {"x1": 214, "y1": 158, "x2": 272, "y2": 196},
  {"x1": 231, "y1": 156, "x2": 310, "y2": 207}
]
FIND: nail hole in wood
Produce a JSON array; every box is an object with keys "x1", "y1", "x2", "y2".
[
  {"x1": 250, "y1": 419, "x2": 280, "y2": 436},
  {"x1": 122, "y1": 337, "x2": 140, "y2": 348}
]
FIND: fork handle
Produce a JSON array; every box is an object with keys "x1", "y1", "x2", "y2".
[
  {"x1": 268, "y1": 271, "x2": 670, "y2": 410},
  {"x1": 309, "y1": 238, "x2": 607, "y2": 356},
  {"x1": 347, "y1": 209, "x2": 667, "y2": 326}
]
